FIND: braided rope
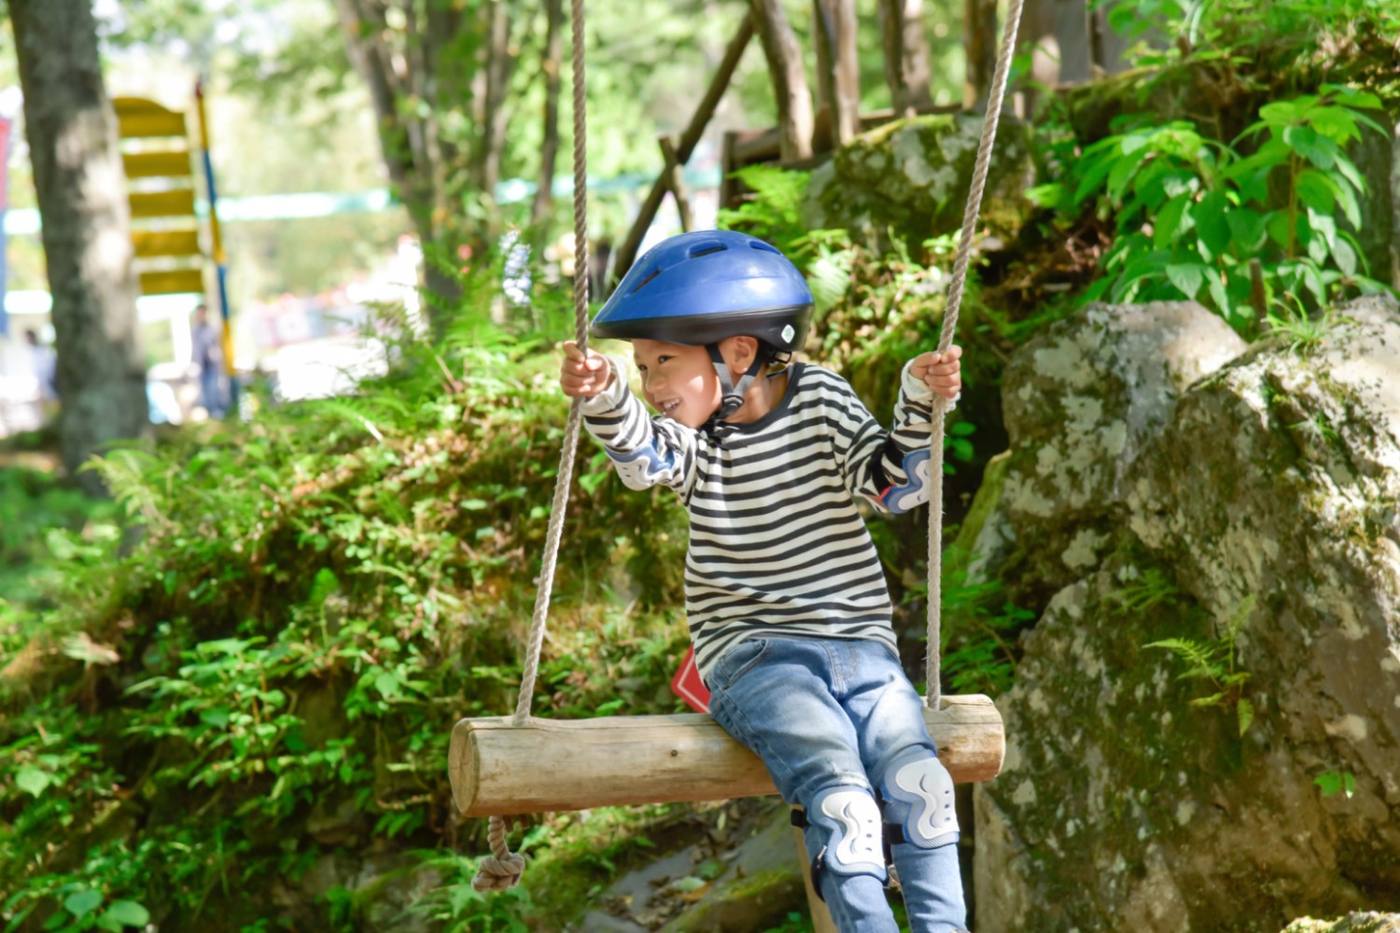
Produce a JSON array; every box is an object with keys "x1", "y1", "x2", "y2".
[
  {"x1": 925, "y1": 0, "x2": 1025, "y2": 708},
  {"x1": 473, "y1": 0, "x2": 591, "y2": 893}
]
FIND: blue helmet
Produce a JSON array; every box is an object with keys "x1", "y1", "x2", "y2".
[{"x1": 591, "y1": 230, "x2": 813, "y2": 352}]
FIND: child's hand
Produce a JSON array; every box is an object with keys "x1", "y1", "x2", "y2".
[
  {"x1": 910, "y1": 345, "x2": 962, "y2": 401},
  {"x1": 560, "y1": 340, "x2": 614, "y2": 398}
]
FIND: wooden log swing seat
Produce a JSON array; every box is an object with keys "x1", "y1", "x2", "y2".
[
  {"x1": 452, "y1": 0, "x2": 1025, "y2": 904},
  {"x1": 451, "y1": 696, "x2": 1004, "y2": 817}
]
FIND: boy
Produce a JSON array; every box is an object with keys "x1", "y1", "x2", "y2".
[{"x1": 560, "y1": 230, "x2": 966, "y2": 932}]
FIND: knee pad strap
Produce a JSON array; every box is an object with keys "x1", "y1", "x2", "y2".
[{"x1": 880, "y1": 750, "x2": 959, "y2": 849}]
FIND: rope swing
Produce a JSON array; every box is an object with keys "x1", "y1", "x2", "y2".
[
  {"x1": 468, "y1": 0, "x2": 1026, "y2": 893},
  {"x1": 471, "y1": 0, "x2": 593, "y2": 893}
]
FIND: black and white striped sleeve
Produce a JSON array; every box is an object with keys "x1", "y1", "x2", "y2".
[
  {"x1": 833, "y1": 360, "x2": 943, "y2": 515},
  {"x1": 580, "y1": 359, "x2": 699, "y2": 494}
]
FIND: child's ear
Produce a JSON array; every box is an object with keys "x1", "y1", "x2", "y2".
[{"x1": 721, "y1": 335, "x2": 759, "y2": 373}]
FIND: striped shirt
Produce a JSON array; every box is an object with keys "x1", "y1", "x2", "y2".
[{"x1": 581, "y1": 360, "x2": 937, "y2": 681}]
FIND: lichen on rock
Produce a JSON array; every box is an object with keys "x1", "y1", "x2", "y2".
[{"x1": 973, "y1": 295, "x2": 1400, "y2": 932}]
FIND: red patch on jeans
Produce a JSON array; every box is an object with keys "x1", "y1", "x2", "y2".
[{"x1": 670, "y1": 645, "x2": 711, "y2": 713}]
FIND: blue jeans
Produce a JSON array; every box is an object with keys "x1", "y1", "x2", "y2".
[
  {"x1": 704, "y1": 635, "x2": 967, "y2": 933},
  {"x1": 200, "y1": 367, "x2": 227, "y2": 418}
]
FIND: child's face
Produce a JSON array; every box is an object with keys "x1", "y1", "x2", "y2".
[{"x1": 632, "y1": 338, "x2": 721, "y2": 429}]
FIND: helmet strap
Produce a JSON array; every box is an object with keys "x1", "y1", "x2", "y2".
[{"x1": 704, "y1": 343, "x2": 765, "y2": 437}]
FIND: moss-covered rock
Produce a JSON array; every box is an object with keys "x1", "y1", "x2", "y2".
[
  {"x1": 974, "y1": 295, "x2": 1400, "y2": 931},
  {"x1": 973, "y1": 301, "x2": 1244, "y2": 601},
  {"x1": 801, "y1": 114, "x2": 1034, "y2": 255}
]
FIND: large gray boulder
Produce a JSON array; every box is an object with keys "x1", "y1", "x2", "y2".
[
  {"x1": 973, "y1": 296, "x2": 1400, "y2": 932},
  {"x1": 966, "y1": 301, "x2": 1245, "y2": 597}
]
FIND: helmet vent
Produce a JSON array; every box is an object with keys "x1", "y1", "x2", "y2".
[
  {"x1": 749, "y1": 240, "x2": 781, "y2": 254},
  {"x1": 687, "y1": 240, "x2": 728, "y2": 259},
  {"x1": 629, "y1": 267, "x2": 662, "y2": 294}
]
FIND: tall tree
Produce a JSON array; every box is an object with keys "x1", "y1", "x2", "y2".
[
  {"x1": 9, "y1": 0, "x2": 146, "y2": 491},
  {"x1": 530, "y1": 0, "x2": 564, "y2": 234},
  {"x1": 333, "y1": 0, "x2": 476, "y2": 329},
  {"x1": 879, "y1": 0, "x2": 934, "y2": 116},
  {"x1": 750, "y1": 0, "x2": 813, "y2": 160},
  {"x1": 474, "y1": 0, "x2": 516, "y2": 234}
]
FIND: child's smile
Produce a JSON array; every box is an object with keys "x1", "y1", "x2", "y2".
[{"x1": 633, "y1": 339, "x2": 721, "y2": 430}]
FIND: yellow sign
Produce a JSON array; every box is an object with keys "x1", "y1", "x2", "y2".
[{"x1": 112, "y1": 97, "x2": 206, "y2": 294}]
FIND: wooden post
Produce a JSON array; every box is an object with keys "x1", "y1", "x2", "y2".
[
  {"x1": 450, "y1": 695, "x2": 1004, "y2": 816},
  {"x1": 793, "y1": 823, "x2": 840, "y2": 931},
  {"x1": 812, "y1": 0, "x2": 860, "y2": 150},
  {"x1": 750, "y1": 0, "x2": 814, "y2": 161},
  {"x1": 879, "y1": 0, "x2": 933, "y2": 117},
  {"x1": 658, "y1": 135, "x2": 694, "y2": 232},
  {"x1": 612, "y1": 13, "x2": 755, "y2": 286}
]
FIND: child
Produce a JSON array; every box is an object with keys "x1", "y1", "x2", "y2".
[{"x1": 560, "y1": 230, "x2": 966, "y2": 932}]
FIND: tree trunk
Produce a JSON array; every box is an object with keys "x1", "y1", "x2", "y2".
[
  {"x1": 812, "y1": 0, "x2": 860, "y2": 149},
  {"x1": 749, "y1": 0, "x2": 813, "y2": 161},
  {"x1": 10, "y1": 0, "x2": 146, "y2": 491},
  {"x1": 531, "y1": 0, "x2": 565, "y2": 233},
  {"x1": 964, "y1": 0, "x2": 999, "y2": 109},
  {"x1": 334, "y1": 0, "x2": 466, "y2": 334},
  {"x1": 879, "y1": 0, "x2": 934, "y2": 116},
  {"x1": 477, "y1": 0, "x2": 516, "y2": 237}
]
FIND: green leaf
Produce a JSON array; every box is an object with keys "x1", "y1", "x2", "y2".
[
  {"x1": 1154, "y1": 194, "x2": 1192, "y2": 251},
  {"x1": 308, "y1": 568, "x2": 340, "y2": 606},
  {"x1": 1193, "y1": 191, "x2": 1231, "y2": 260},
  {"x1": 1207, "y1": 276, "x2": 1232, "y2": 318},
  {"x1": 1321, "y1": 84, "x2": 1382, "y2": 110},
  {"x1": 1225, "y1": 208, "x2": 1269, "y2": 254},
  {"x1": 1309, "y1": 106, "x2": 1360, "y2": 145},
  {"x1": 1165, "y1": 263, "x2": 1206, "y2": 299},
  {"x1": 1266, "y1": 211, "x2": 1294, "y2": 252},
  {"x1": 1302, "y1": 263, "x2": 1327, "y2": 305},
  {"x1": 1106, "y1": 148, "x2": 1143, "y2": 202},
  {"x1": 373, "y1": 670, "x2": 402, "y2": 700},
  {"x1": 1236, "y1": 698, "x2": 1254, "y2": 736},
  {"x1": 1299, "y1": 211, "x2": 1332, "y2": 264},
  {"x1": 64, "y1": 889, "x2": 103, "y2": 918},
  {"x1": 1331, "y1": 237, "x2": 1357, "y2": 277},
  {"x1": 1284, "y1": 126, "x2": 1336, "y2": 169},
  {"x1": 1072, "y1": 149, "x2": 1118, "y2": 205},
  {"x1": 1259, "y1": 100, "x2": 1302, "y2": 127},
  {"x1": 101, "y1": 901, "x2": 150, "y2": 928},
  {"x1": 1025, "y1": 182, "x2": 1067, "y2": 210},
  {"x1": 1314, "y1": 769, "x2": 1355, "y2": 799},
  {"x1": 1296, "y1": 169, "x2": 1337, "y2": 214},
  {"x1": 16, "y1": 764, "x2": 54, "y2": 797},
  {"x1": 199, "y1": 707, "x2": 232, "y2": 728},
  {"x1": 1331, "y1": 172, "x2": 1362, "y2": 229},
  {"x1": 459, "y1": 499, "x2": 490, "y2": 511}
]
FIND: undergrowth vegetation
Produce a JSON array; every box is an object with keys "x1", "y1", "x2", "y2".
[{"x1": 0, "y1": 293, "x2": 698, "y2": 929}]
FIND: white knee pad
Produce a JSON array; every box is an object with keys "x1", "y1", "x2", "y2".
[
  {"x1": 880, "y1": 749, "x2": 959, "y2": 848},
  {"x1": 807, "y1": 785, "x2": 886, "y2": 878}
]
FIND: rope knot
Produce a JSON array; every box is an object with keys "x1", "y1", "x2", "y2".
[{"x1": 471, "y1": 852, "x2": 527, "y2": 892}]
